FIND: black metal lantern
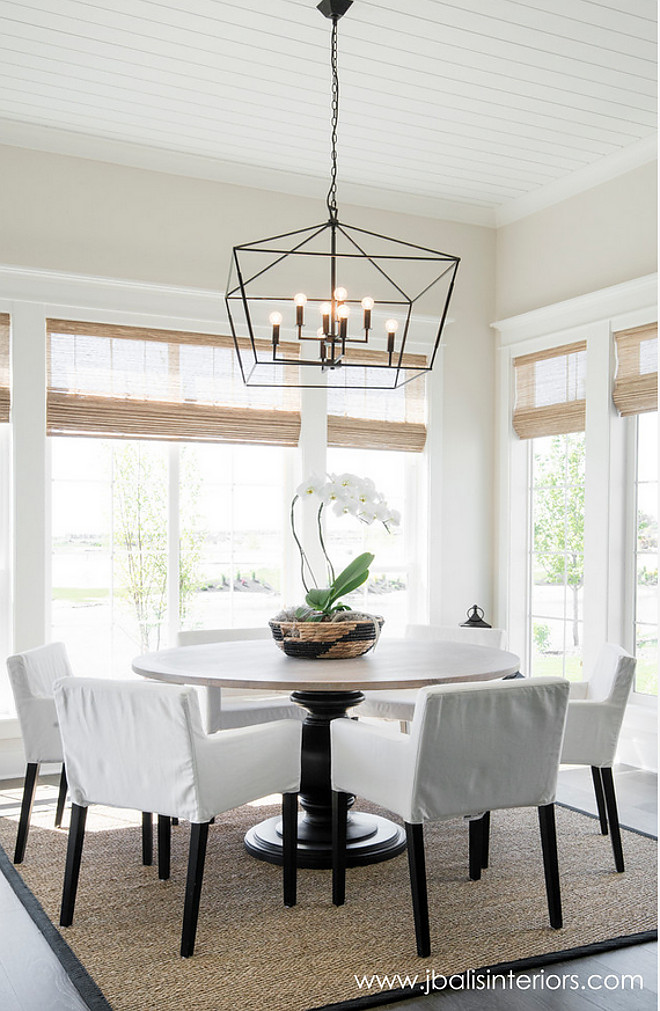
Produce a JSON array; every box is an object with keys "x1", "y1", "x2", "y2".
[
  {"x1": 460, "y1": 605, "x2": 492, "y2": 629},
  {"x1": 225, "y1": 0, "x2": 460, "y2": 390}
]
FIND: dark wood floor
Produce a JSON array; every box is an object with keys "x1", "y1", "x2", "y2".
[{"x1": 0, "y1": 765, "x2": 655, "y2": 1010}]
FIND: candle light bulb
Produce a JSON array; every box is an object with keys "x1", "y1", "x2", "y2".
[
  {"x1": 337, "y1": 304, "x2": 350, "y2": 319},
  {"x1": 361, "y1": 297, "x2": 374, "y2": 311},
  {"x1": 294, "y1": 293, "x2": 307, "y2": 307},
  {"x1": 320, "y1": 302, "x2": 331, "y2": 316},
  {"x1": 269, "y1": 312, "x2": 283, "y2": 326},
  {"x1": 334, "y1": 286, "x2": 347, "y2": 302},
  {"x1": 385, "y1": 318, "x2": 398, "y2": 333}
]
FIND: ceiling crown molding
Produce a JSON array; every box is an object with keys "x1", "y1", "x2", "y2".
[
  {"x1": 496, "y1": 135, "x2": 657, "y2": 228},
  {"x1": 492, "y1": 273, "x2": 658, "y2": 346}
]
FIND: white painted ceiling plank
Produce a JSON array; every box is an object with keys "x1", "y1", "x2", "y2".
[{"x1": 3, "y1": 29, "x2": 647, "y2": 156}]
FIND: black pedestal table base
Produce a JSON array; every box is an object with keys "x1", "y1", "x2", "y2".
[{"x1": 243, "y1": 689, "x2": 406, "y2": 869}]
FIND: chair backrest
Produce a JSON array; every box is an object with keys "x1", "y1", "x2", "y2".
[
  {"x1": 405, "y1": 624, "x2": 507, "y2": 650},
  {"x1": 176, "y1": 628, "x2": 271, "y2": 732},
  {"x1": 407, "y1": 676, "x2": 569, "y2": 822},
  {"x1": 7, "y1": 642, "x2": 73, "y2": 703},
  {"x1": 6, "y1": 642, "x2": 73, "y2": 763},
  {"x1": 176, "y1": 627, "x2": 271, "y2": 646},
  {"x1": 587, "y1": 643, "x2": 636, "y2": 707},
  {"x1": 54, "y1": 677, "x2": 208, "y2": 821}
]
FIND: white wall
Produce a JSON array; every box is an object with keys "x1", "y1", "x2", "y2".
[{"x1": 496, "y1": 162, "x2": 658, "y2": 320}]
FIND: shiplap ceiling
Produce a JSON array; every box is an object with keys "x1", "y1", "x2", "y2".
[{"x1": 0, "y1": 0, "x2": 656, "y2": 226}]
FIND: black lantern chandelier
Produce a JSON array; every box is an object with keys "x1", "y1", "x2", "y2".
[{"x1": 225, "y1": 0, "x2": 460, "y2": 390}]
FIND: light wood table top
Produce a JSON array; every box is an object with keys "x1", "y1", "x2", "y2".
[{"x1": 132, "y1": 638, "x2": 521, "y2": 692}]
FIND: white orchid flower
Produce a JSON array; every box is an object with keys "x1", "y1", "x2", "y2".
[
  {"x1": 296, "y1": 474, "x2": 326, "y2": 499},
  {"x1": 333, "y1": 499, "x2": 359, "y2": 517},
  {"x1": 319, "y1": 474, "x2": 345, "y2": 504}
]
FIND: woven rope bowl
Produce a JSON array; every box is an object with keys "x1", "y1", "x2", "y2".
[{"x1": 268, "y1": 617, "x2": 384, "y2": 659}]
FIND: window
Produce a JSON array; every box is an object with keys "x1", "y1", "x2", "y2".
[
  {"x1": 512, "y1": 341, "x2": 587, "y2": 679},
  {"x1": 52, "y1": 438, "x2": 170, "y2": 679},
  {"x1": 632, "y1": 411, "x2": 658, "y2": 696},
  {"x1": 528, "y1": 433, "x2": 585, "y2": 680},
  {"x1": 52, "y1": 438, "x2": 291, "y2": 678},
  {"x1": 179, "y1": 443, "x2": 289, "y2": 631}
]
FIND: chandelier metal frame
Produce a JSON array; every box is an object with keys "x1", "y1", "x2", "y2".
[{"x1": 225, "y1": 0, "x2": 460, "y2": 390}]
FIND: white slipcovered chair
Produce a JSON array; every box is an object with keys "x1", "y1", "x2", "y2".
[
  {"x1": 54, "y1": 677, "x2": 302, "y2": 957},
  {"x1": 561, "y1": 643, "x2": 636, "y2": 872},
  {"x1": 177, "y1": 628, "x2": 306, "y2": 732},
  {"x1": 331, "y1": 676, "x2": 570, "y2": 957},
  {"x1": 7, "y1": 642, "x2": 157, "y2": 867},
  {"x1": 356, "y1": 624, "x2": 510, "y2": 724},
  {"x1": 6, "y1": 643, "x2": 74, "y2": 862}
]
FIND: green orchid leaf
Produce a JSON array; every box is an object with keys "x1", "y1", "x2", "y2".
[
  {"x1": 329, "y1": 570, "x2": 370, "y2": 604},
  {"x1": 305, "y1": 587, "x2": 332, "y2": 611},
  {"x1": 328, "y1": 552, "x2": 374, "y2": 602}
]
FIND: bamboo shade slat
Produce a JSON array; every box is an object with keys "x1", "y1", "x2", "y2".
[
  {"x1": 612, "y1": 323, "x2": 658, "y2": 417},
  {"x1": 513, "y1": 341, "x2": 586, "y2": 440},
  {"x1": 328, "y1": 350, "x2": 427, "y2": 452},
  {"x1": 46, "y1": 320, "x2": 301, "y2": 446},
  {"x1": 0, "y1": 314, "x2": 9, "y2": 423}
]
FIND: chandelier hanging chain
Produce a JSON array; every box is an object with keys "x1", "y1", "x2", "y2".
[{"x1": 326, "y1": 16, "x2": 340, "y2": 221}]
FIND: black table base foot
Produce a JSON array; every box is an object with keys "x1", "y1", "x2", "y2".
[{"x1": 244, "y1": 812, "x2": 406, "y2": 869}]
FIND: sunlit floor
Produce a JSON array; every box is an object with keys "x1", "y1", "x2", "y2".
[{"x1": 0, "y1": 765, "x2": 655, "y2": 1011}]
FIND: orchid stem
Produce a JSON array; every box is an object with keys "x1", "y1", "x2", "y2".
[
  {"x1": 317, "y1": 503, "x2": 335, "y2": 584},
  {"x1": 290, "y1": 495, "x2": 317, "y2": 592}
]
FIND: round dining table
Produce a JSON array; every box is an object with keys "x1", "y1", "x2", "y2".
[{"x1": 132, "y1": 638, "x2": 520, "y2": 869}]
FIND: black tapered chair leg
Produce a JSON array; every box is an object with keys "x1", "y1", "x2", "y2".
[
  {"x1": 600, "y1": 768, "x2": 624, "y2": 872},
  {"x1": 591, "y1": 766, "x2": 608, "y2": 835},
  {"x1": 282, "y1": 793, "x2": 298, "y2": 907},
  {"x1": 54, "y1": 764, "x2": 68, "y2": 829},
  {"x1": 60, "y1": 803, "x2": 88, "y2": 927},
  {"x1": 538, "y1": 804, "x2": 562, "y2": 929},
  {"x1": 468, "y1": 818, "x2": 482, "y2": 880},
  {"x1": 405, "y1": 822, "x2": 431, "y2": 957},
  {"x1": 141, "y1": 812, "x2": 153, "y2": 866},
  {"x1": 481, "y1": 811, "x2": 491, "y2": 869},
  {"x1": 14, "y1": 763, "x2": 39, "y2": 864},
  {"x1": 332, "y1": 791, "x2": 348, "y2": 907},
  {"x1": 180, "y1": 822, "x2": 210, "y2": 958},
  {"x1": 158, "y1": 816, "x2": 171, "y2": 880}
]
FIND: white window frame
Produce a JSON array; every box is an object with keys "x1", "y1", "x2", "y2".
[
  {"x1": 625, "y1": 412, "x2": 659, "y2": 705},
  {"x1": 494, "y1": 275, "x2": 657, "y2": 675}
]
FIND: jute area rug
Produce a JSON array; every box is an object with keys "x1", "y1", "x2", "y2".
[{"x1": 0, "y1": 797, "x2": 656, "y2": 1011}]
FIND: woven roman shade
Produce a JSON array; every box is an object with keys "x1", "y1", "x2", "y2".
[
  {"x1": 0, "y1": 314, "x2": 9, "y2": 423},
  {"x1": 46, "y1": 320, "x2": 301, "y2": 446},
  {"x1": 612, "y1": 323, "x2": 658, "y2": 417},
  {"x1": 327, "y1": 350, "x2": 427, "y2": 452},
  {"x1": 513, "y1": 341, "x2": 586, "y2": 440}
]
